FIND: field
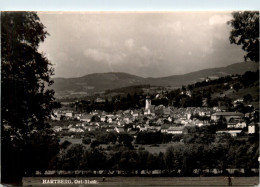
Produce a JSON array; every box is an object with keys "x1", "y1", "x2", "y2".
[
  {"x1": 23, "y1": 177, "x2": 259, "y2": 186},
  {"x1": 59, "y1": 138, "x2": 182, "y2": 154},
  {"x1": 138, "y1": 142, "x2": 183, "y2": 154},
  {"x1": 60, "y1": 137, "x2": 82, "y2": 144}
]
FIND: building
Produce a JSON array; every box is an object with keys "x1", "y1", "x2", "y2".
[
  {"x1": 144, "y1": 95, "x2": 151, "y2": 115},
  {"x1": 216, "y1": 130, "x2": 242, "y2": 137},
  {"x1": 211, "y1": 112, "x2": 244, "y2": 122},
  {"x1": 114, "y1": 126, "x2": 125, "y2": 133},
  {"x1": 167, "y1": 126, "x2": 184, "y2": 134},
  {"x1": 65, "y1": 111, "x2": 74, "y2": 118},
  {"x1": 227, "y1": 119, "x2": 246, "y2": 129},
  {"x1": 248, "y1": 123, "x2": 257, "y2": 134},
  {"x1": 80, "y1": 114, "x2": 92, "y2": 122}
]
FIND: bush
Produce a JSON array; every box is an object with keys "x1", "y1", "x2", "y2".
[
  {"x1": 90, "y1": 140, "x2": 100, "y2": 148},
  {"x1": 82, "y1": 137, "x2": 91, "y2": 144}
]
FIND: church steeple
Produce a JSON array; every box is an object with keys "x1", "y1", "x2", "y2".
[
  {"x1": 145, "y1": 94, "x2": 151, "y2": 110},
  {"x1": 144, "y1": 94, "x2": 151, "y2": 115}
]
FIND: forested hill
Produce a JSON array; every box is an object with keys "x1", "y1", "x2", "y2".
[{"x1": 52, "y1": 62, "x2": 258, "y2": 98}]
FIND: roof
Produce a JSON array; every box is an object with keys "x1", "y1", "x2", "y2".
[
  {"x1": 248, "y1": 122, "x2": 257, "y2": 126},
  {"x1": 168, "y1": 126, "x2": 184, "y2": 131},
  {"x1": 212, "y1": 112, "x2": 243, "y2": 116},
  {"x1": 116, "y1": 127, "x2": 125, "y2": 133},
  {"x1": 216, "y1": 130, "x2": 242, "y2": 133},
  {"x1": 80, "y1": 115, "x2": 93, "y2": 119}
]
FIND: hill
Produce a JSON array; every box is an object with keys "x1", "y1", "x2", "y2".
[
  {"x1": 145, "y1": 61, "x2": 259, "y2": 86},
  {"x1": 51, "y1": 62, "x2": 258, "y2": 98},
  {"x1": 52, "y1": 72, "x2": 145, "y2": 98}
]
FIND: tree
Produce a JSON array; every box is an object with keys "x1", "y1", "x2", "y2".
[
  {"x1": 233, "y1": 82, "x2": 242, "y2": 92},
  {"x1": 90, "y1": 140, "x2": 100, "y2": 148},
  {"x1": 118, "y1": 133, "x2": 133, "y2": 148},
  {"x1": 1, "y1": 12, "x2": 58, "y2": 184},
  {"x1": 227, "y1": 11, "x2": 259, "y2": 62},
  {"x1": 60, "y1": 144, "x2": 85, "y2": 171},
  {"x1": 243, "y1": 94, "x2": 253, "y2": 102},
  {"x1": 82, "y1": 137, "x2": 91, "y2": 145}
]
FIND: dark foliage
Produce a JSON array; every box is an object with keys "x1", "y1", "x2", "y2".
[
  {"x1": 1, "y1": 12, "x2": 59, "y2": 184},
  {"x1": 227, "y1": 11, "x2": 259, "y2": 62}
]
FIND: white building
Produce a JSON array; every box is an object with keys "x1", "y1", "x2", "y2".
[
  {"x1": 167, "y1": 126, "x2": 184, "y2": 134},
  {"x1": 248, "y1": 123, "x2": 256, "y2": 134}
]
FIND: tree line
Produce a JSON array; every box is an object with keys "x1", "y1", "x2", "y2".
[{"x1": 25, "y1": 133, "x2": 258, "y2": 177}]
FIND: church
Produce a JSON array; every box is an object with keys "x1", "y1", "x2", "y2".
[{"x1": 144, "y1": 95, "x2": 154, "y2": 115}]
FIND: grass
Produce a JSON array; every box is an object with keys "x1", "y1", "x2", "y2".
[
  {"x1": 139, "y1": 142, "x2": 183, "y2": 154},
  {"x1": 23, "y1": 176, "x2": 259, "y2": 186},
  {"x1": 60, "y1": 137, "x2": 82, "y2": 144}
]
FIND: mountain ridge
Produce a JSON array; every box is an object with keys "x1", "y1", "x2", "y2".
[{"x1": 51, "y1": 62, "x2": 259, "y2": 98}]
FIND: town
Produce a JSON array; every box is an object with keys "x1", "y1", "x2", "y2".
[{"x1": 51, "y1": 91, "x2": 258, "y2": 144}]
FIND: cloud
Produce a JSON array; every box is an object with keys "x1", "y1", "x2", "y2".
[
  {"x1": 209, "y1": 15, "x2": 231, "y2": 26},
  {"x1": 167, "y1": 21, "x2": 183, "y2": 33},
  {"x1": 138, "y1": 46, "x2": 152, "y2": 57},
  {"x1": 124, "y1": 38, "x2": 135, "y2": 50},
  {"x1": 38, "y1": 12, "x2": 245, "y2": 78},
  {"x1": 83, "y1": 48, "x2": 126, "y2": 65}
]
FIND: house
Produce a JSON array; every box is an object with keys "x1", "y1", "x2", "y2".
[
  {"x1": 128, "y1": 130, "x2": 138, "y2": 136},
  {"x1": 69, "y1": 127, "x2": 84, "y2": 133},
  {"x1": 156, "y1": 118, "x2": 164, "y2": 125},
  {"x1": 53, "y1": 126, "x2": 62, "y2": 132},
  {"x1": 123, "y1": 116, "x2": 131, "y2": 124},
  {"x1": 107, "y1": 117, "x2": 113, "y2": 123},
  {"x1": 106, "y1": 127, "x2": 115, "y2": 133},
  {"x1": 161, "y1": 126, "x2": 169, "y2": 133},
  {"x1": 137, "y1": 125, "x2": 147, "y2": 132},
  {"x1": 114, "y1": 126, "x2": 125, "y2": 133},
  {"x1": 211, "y1": 112, "x2": 244, "y2": 122},
  {"x1": 52, "y1": 110, "x2": 64, "y2": 121},
  {"x1": 65, "y1": 111, "x2": 73, "y2": 118},
  {"x1": 228, "y1": 130, "x2": 242, "y2": 137},
  {"x1": 248, "y1": 123, "x2": 258, "y2": 134},
  {"x1": 194, "y1": 121, "x2": 205, "y2": 127},
  {"x1": 186, "y1": 113, "x2": 192, "y2": 120},
  {"x1": 233, "y1": 98, "x2": 244, "y2": 104},
  {"x1": 88, "y1": 126, "x2": 96, "y2": 132},
  {"x1": 148, "y1": 126, "x2": 161, "y2": 132},
  {"x1": 74, "y1": 113, "x2": 81, "y2": 119},
  {"x1": 227, "y1": 119, "x2": 246, "y2": 129},
  {"x1": 139, "y1": 127, "x2": 147, "y2": 132},
  {"x1": 95, "y1": 98, "x2": 105, "y2": 103},
  {"x1": 216, "y1": 130, "x2": 242, "y2": 137},
  {"x1": 100, "y1": 116, "x2": 106, "y2": 122},
  {"x1": 213, "y1": 106, "x2": 228, "y2": 112},
  {"x1": 167, "y1": 126, "x2": 184, "y2": 134},
  {"x1": 181, "y1": 90, "x2": 192, "y2": 97},
  {"x1": 80, "y1": 115, "x2": 92, "y2": 122}
]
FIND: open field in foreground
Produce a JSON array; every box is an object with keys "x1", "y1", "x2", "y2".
[{"x1": 23, "y1": 177, "x2": 259, "y2": 186}]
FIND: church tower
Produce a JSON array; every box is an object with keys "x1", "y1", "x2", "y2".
[
  {"x1": 144, "y1": 95, "x2": 151, "y2": 115},
  {"x1": 145, "y1": 95, "x2": 151, "y2": 110}
]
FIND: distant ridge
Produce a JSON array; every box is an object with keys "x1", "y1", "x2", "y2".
[{"x1": 51, "y1": 62, "x2": 259, "y2": 98}]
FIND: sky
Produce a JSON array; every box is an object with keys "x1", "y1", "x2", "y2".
[{"x1": 38, "y1": 12, "x2": 246, "y2": 78}]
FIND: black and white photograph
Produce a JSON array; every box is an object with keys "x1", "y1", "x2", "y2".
[{"x1": 1, "y1": 8, "x2": 259, "y2": 186}]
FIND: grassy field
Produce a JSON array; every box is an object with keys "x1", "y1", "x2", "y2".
[
  {"x1": 138, "y1": 142, "x2": 183, "y2": 154},
  {"x1": 23, "y1": 177, "x2": 259, "y2": 186},
  {"x1": 60, "y1": 137, "x2": 82, "y2": 144}
]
